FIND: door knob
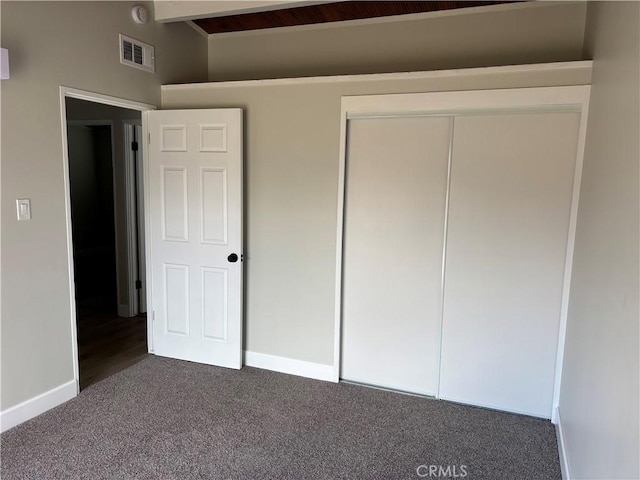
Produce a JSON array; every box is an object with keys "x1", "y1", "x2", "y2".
[{"x1": 227, "y1": 253, "x2": 239, "y2": 263}]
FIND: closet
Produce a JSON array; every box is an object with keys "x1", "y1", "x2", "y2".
[
  {"x1": 341, "y1": 116, "x2": 450, "y2": 396},
  {"x1": 339, "y1": 87, "x2": 588, "y2": 419}
]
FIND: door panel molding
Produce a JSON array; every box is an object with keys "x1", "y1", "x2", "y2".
[{"x1": 146, "y1": 109, "x2": 243, "y2": 369}]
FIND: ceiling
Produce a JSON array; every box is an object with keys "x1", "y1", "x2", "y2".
[{"x1": 193, "y1": 1, "x2": 522, "y2": 35}]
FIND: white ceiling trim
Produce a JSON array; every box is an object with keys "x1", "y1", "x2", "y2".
[{"x1": 161, "y1": 61, "x2": 593, "y2": 90}]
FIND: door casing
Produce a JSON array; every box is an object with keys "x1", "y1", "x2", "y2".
[
  {"x1": 123, "y1": 120, "x2": 147, "y2": 317},
  {"x1": 60, "y1": 86, "x2": 156, "y2": 393}
]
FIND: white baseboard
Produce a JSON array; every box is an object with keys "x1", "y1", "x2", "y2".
[
  {"x1": 555, "y1": 407, "x2": 571, "y2": 480},
  {"x1": 117, "y1": 303, "x2": 131, "y2": 318},
  {"x1": 438, "y1": 394, "x2": 551, "y2": 420},
  {"x1": 0, "y1": 380, "x2": 77, "y2": 433},
  {"x1": 244, "y1": 350, "x2": 335, "y2": 382}
]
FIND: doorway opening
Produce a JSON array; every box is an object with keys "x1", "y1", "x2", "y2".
[{"x1": 63, "y1": 93, "x2": 150, "y2": 390}]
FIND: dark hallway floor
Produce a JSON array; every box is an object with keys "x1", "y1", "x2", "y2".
[{"x1": 76, "y1": 299, "x2": 148, "y2": 390}]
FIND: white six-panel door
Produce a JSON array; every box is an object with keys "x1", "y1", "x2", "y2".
[{"x1": 146, "y1": 109, "x2": 243, "y2": 369}]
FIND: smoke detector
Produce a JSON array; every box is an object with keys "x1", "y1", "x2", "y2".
[{"x1": 131, "y1": 5, "x2": 148, "y2": 24}]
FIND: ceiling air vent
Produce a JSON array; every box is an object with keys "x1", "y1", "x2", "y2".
[{"x1": 119, "y1": 34, "x2": 155, "y2": 73}]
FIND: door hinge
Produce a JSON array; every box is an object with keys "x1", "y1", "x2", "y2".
[
  {"x1": 135, "y1": 280, "x2": 142, "y2": 289},
  {"x1": 131, "y1": 141, "x2": 139, "y2": 152},
  {"x1": 152, "y1": 311, "x2": 156, "y2": 322},
  {"x1": 148, "y1": 132, "x2": 151, "y2": 144}
]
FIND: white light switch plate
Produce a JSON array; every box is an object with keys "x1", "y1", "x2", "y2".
[{"x1": 16, "y1": 198, "x2": 31, "y2": 220}]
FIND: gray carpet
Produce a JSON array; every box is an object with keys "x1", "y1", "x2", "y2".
[{"x1": 1, "y1": 356, "x2": 561, "y2": 479}]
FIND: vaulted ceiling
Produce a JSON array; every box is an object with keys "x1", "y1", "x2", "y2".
[{"x1": 193, "y1": 1, "x2": 521, "y2": 35}]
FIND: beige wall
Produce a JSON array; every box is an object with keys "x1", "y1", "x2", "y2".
[
  {"x1": 207, "y1": 2, "x2": 587, "y2": 81},
  {"x1": 559, "y1": 2, "x2": 640, "y2": 479},
  {"x1": 0, "y1": 1, "x2": 207, "y2": 410},
  {"x1": 162, "y1": 64, "x2": 592, "y2": 366}
]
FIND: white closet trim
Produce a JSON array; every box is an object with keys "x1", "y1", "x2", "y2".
[{"x1": 333, "y1": 85, "x2": 591, "y2": 421}]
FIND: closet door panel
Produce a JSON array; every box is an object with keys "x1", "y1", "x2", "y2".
[
  {"x1": 440, "y1": 112, "x2": 580, "y2": 417},
  {"x1": 341, "y1": 116, "x2": 451, "y2": 395}
]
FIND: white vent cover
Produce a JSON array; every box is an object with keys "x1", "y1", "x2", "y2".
[{"x1": 119, "y1": 34, "x2": 155, "y2": 73}]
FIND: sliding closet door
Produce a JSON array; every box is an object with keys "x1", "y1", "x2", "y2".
[
  {"x1": 341, "y1": 116, "x2": 451, "y2": 395},
  {"x1": 439, "y1": 112, "x2": 580, "y2": 417}
]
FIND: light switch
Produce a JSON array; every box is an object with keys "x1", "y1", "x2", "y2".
[{"x1": 16, "y1": 198, "x2": 31, "y2": 221}]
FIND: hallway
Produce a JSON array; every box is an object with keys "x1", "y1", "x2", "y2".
[{"x1": 76, "y1": 301, "x2": 147, "y2": 390}]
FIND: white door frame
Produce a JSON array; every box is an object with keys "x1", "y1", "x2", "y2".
[
  {"x1": 123, "y1": 120, "x2": 146, "y2": 317},
  {"x1": 59, "y1": 86, "x2": 156, "y2": 392},
  {"x1": 333, "y1": 85, "x2": 591, "y2": 422}
]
